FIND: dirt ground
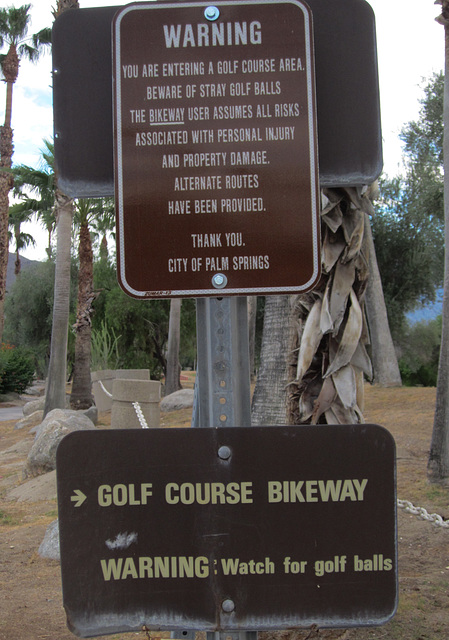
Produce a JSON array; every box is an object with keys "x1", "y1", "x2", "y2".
[{"x1": 1, "y1": 385, "x2": 449, "y2": 640}]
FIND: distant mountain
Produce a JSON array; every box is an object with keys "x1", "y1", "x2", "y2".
[
  {"x1": 406, "y1": 288, "x2": 443, "y2": 325},
  {"x1": 6, "y1": 253, "x2": 41, "y2": 292}
]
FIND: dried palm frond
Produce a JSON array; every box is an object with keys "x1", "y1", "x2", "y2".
[{"x1": 288, "y1": 186, "x2": 373, "y2": 425}]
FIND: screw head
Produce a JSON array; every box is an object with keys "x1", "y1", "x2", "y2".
[
  {"x1": 218, "y1": 445, "x2": 231, "y2": 460},
  {"x1": 222, "y1": 598, "x2": 235, "y2": 613},
  {"x1": 204, "y1": 5, "x2": 220, "y2": 21},
  {"x1": 212, "y1": 273, "x2": 227, "y2": 289}
]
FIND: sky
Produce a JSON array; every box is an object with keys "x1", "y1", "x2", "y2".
[{"x1": 0, "y1": 0, "x2": 445, "y2": 260}]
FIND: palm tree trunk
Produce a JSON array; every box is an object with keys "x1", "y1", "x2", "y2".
[
  {"x1": 165, "y1": 298, "x2": 182, "y2": 396},
  {"x1": 428, "y1": 1, "x2": 449, "y2": 483},
  {"x1": 0, "y1": 124, "x2": 13, "y2": 340},
  {"x1": 70, "y1": 222, "x2": 94, "y2": 409},
  {"x1": 14, "y1": 226, "x2": 21, "y2": 276},
  {"x1": 0, "y1": 43, "x2": 19, "y2": 341},
  {"x1": 251, "y1": 295, "x2": 296, "y2": 425},
  {"x1": 364, "y1": 211, "x2": 402, "y2": 386},
  {"x1": 4, "y1": 81, "x2": 14, "y2": 130},
  {"x1": 44, "y1": 0, "x2": 80, "y2": 415},
  {"x1": 44, "y1": 190, "x2": 74, "y2": 415}
]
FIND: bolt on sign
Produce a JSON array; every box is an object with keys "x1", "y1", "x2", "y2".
[
  {"x1": 56, "y1": 424, "x2": 397, "y2": 637},
  {"x1": 113, "y1": 1, "x2": 320, "y2": 298}
]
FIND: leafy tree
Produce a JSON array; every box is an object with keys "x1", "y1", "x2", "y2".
[
  {"x1": 373, "y1": 176, "x2": 443, "y2": 337},
  {"x1": 4, "y1": 260, "x2": 77, "y2": 377},
  {"x1": 0, "y1": 4, "x2": 51, "y2": 339},
  {"x1": 101, "y1": 286, "x2": 170, "y2": 379},
  {"x1": 373, "y1": 73, "x2": 445, "y2": 338}
]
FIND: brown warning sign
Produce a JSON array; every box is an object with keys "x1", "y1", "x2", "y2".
[
  {"x1": 57, "y1": 424, "x2": 397, "y2": 636},
  {"x1": 113, "y1": 0, "x2": 320, "y2": 298}
]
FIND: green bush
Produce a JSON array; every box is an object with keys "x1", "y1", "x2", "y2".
[
  {"x1": 0, "y1": 344, "x2": 35, "y2": 394},
  {"x1": 398, "y1": 316, "x2": 441, "y2": 386},
  {"x1": 91, "y1": 320, "x2": 121, "y2": 371}
]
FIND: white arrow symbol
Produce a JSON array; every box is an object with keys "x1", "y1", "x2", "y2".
[{"x1": 71, "y1": 489, "x2": 87, "y2": 508}]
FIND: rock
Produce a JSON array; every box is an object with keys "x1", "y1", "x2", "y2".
[
  {"x1": 6, "y1": 470, "x2": 57, "y2": 502},
  {"x1": 24, "y1": 409, "x2": 96, "y2": 478},
  {"x1": 23, "y1": 394, "x2": 71, "y2": 416},
  {"x1": 22, "y1": 380, "x2": 46, "y2": 397},
  {"x1": 38, "y1": 519, "x2": 60, "y2": 561},
  {"x1": 14, "y1": 410, "x2": 44, "y2": 430},
  {"x1": 83, "y1": 405, "x2": 98, "y2": 425},
  {"x1": 161, "y1": 388, "x2": 195, "y2": 412},
  {"x1": 22, "y1": 396, "x2": 46, "y2": 416}
]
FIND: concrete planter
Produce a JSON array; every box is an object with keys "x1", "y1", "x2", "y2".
[
  {"x1": 91, "y1": 369, "x2": 150, "y2": 412},
  {"x1": 111, "y1": 378, "x2": 161, "y2": 429}
]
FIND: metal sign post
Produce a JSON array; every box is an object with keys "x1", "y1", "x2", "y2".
[
  {"x1": 193, "y1": 297, "x2": 251, "y2": 429},
  {"x1": 194, "y1": 295, "x2": 253, "y2": 640}
]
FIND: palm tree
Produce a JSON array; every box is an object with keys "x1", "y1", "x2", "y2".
[
  {"x1": 286, "y1": 186, "x2": 372, "y2": 426},
  {"x1": 90, "y1": 197, "x2": 114, "y2": 261},
  {"x1": 251, "y1": 295, "x2": 296, "y2": 425},
  {"x1": 0, "y1": 4, "x2": 51, "y2": 339},
  {"x1": 252, "y1": 187, "x2": 374, "y2": 427},
  {"x1": 12, "y1": 139, "x2": 55, "y2": 259},
  {"x1": 8, "y1": 202, "x2": 35, "y2": 275},
  {"x1": 43, "y1": 0, "x2": 79, "y2": 417},
  {"x1": 70, "y1": 198, "x2": 110, "y2": 410}
]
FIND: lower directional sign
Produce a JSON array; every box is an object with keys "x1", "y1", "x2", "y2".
[{"x1": 56, "y1": 425, "x2": 397, "y2": 637}]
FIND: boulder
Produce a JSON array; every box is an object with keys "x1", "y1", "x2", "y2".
[
  {"x1": 161, "y1": 388, "x2": 195, "y2": 412},
  {"x1": 22, "y1": 396, "x2": 46, "y2": 416},
  {"x1": 38, "y1": 519, "x2": 60, "y2": 561},
  {"x1": 14, "y1": 410, "x2": 44, "y2": 431},
  {"x1": 24, "y1": 409, "x2": 96, "y2": 478},
  {"x1": 23, "y1": 394, "x2": 71, "y2": 417}
]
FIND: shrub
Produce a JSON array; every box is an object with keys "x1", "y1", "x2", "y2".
[
  {"x1": 0, "y1": 343, "x2": 35, "y2": 394},
  {"x1": 397, "y1": 317, "x2": 441, "y2": 386},
  {"x1": 91, "y1": 320, "x2": 121, "y2": 371}
]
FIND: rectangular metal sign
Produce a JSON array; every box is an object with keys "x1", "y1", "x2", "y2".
[
  {"x1": 52, "y1": 0, "x2": 382, "y2": 197},
  {"x1": 56, "y1": 424, "x2": 397, "y2": 637},
  {"x1": 113, "y1": 0, "x2": 320, "y2": 298}
]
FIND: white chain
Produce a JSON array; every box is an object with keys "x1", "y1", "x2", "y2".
[
  {"x1": 397, "y1": 499, "x2": 449, "y2": 529},
  {"x1": 132, "y1": 401, "x2": 149, "y2": 428},
  {"x1": 98, "y1": 380, "x2": 113, "y2": 398},
  {"x1": 97, "y1": 381, "x2": 148, "y2": 428}
]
